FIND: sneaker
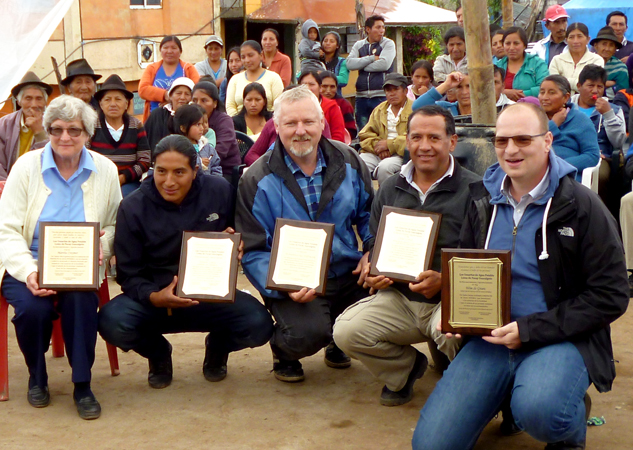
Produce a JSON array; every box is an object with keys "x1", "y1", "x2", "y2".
[
  {"x1": 203, "y1": 336, "x2": 228, "y2": 382},
  {"x1": 273, "y1": 359, "x2": 305, "y2": 383},
  {"x1": 148, "y1": 343, "x2": 173, "y2": 389},
  {"x1": 324, "y1": 342, "x2": 351, "y2": 369},
  {"x1": 380, "y1": 350, "x2": 428, "y2": 407}
]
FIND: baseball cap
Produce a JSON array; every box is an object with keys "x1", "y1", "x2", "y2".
[
  {"x1": 543, "y1": 5, "x2": 569, "y2": 22},
  {"x1": 204, "y1": 35, "x2": 224, "y2": 48},
  {"x1": 383, "y1": 73, "x2": 409, "y2": 89}
]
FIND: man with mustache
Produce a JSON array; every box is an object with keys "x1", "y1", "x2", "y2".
[
  {"x1": 236, "y1": 85, "x2": 374, "y2": 383},
  {"x1": 0, "y1": 72, "x2": 52, "y2": 197}
]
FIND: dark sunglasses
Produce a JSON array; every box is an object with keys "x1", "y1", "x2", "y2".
[
  {"x1": 48, "y1": 127, "x2": 84, "y2": 137},
  {"x1": 492, "y1": 132, "x2": 547, "y2": 149}
]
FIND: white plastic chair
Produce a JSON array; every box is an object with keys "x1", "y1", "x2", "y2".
[{"x1": 581, "y1": 160, "x2": 601, "y2": 193}]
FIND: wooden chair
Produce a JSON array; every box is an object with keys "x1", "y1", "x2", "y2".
[{"x1": 0, "y1": 281, "x2": 119, "y2": 401}]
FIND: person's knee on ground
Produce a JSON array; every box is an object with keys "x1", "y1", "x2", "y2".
[{"x1": 271, "y1": 317, "x2": 332, "y2": 361}]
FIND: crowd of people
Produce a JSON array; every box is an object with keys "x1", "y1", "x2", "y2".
[{"x1": 0, "y1": 4, "x2": 631, "y2": 449}]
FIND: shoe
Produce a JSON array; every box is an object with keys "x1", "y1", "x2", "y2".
[
  {"x1": 380, "y1": 350, "x2": 428, "y2": 407},
  {"x1": 203, "y1": 337, "x2": 228, "y2": 382},
  {"x1": 500, "y1": 413, "x2": 523, "y2": 436},
  {"x1": 627, "y1": 271, "x2": 633, "y2": 298},
  {"x1": 74, "y1": 393, "x2": 101, "y2": 420},
  {"x1": 324, "y1": 342, "x2": 351, "y2": 369},
  {"x1": 148, "y1": 343, "x2": 173, "y2": 389},
  {"x1": 273, "y1": 359, "x2": 305, "y2": 382},
  {"x1": 27, "y1": 386, "x2": 50, "y2": 408}
]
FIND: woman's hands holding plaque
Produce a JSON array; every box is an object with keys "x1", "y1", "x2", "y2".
[
  {"x1": 26, "y1": 272, "x2": 57, "y2": 297},
  {"x1": 483, "y1": 322, "x2": 521, "y2": 349}
]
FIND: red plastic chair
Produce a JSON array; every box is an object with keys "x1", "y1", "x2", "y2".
[{"x1": 0, "y1": 281, "x2": 119, "y2": 401}]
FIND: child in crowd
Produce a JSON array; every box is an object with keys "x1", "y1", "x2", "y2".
[
  {"x1": 407, "y1": 60, "x2": 434, "y2": 100},
  {"x1": 299, "y1": 19, "x2": 326, "y2": 73},
  {"x1": 174, "y1": 104, "x2": 222, "y2": 176}
]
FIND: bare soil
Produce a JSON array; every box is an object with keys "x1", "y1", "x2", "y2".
[{"x1": 0, "y1": 276, "x2": 630, "y2": 450}]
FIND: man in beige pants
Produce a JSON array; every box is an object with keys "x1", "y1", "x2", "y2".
[{"x1": 333, "y1": 105, "x2": 481, "y2": 406}]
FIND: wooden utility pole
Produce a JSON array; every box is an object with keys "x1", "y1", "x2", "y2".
[
  {"x1": 502, "y1": 0, "x2": 513, "y2": 29},
  {"x1": 463, "y1": 0, "x2": 497, "y2": 125}
]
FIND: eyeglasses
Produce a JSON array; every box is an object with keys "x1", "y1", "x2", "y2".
[
  {"x1": 492, "y1": 132, "x2": 547, "y2": 149},
  {"x1": 48, "y1": 127, "x2": 84, "y2": 137}
]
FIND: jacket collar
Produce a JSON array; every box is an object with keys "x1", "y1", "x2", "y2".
[{"x1": 395, "y1": 159, "x2": 465, "y2": 200}]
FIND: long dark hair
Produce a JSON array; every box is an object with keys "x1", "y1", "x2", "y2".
[
  {"x1": 238, "y1": 82, "x2": 272, "y2": 119},
  {"x1": 192, "y1": 81, "x2": 225, "y2": 114},
  {"x1": 226, "y1": 47, "x2": 242, "y2": 84},
  {"x1": 322, "y1": 31, "x2": 342, "y2": 72},
  {"x1": 241, "y1": 41, "x2": 266, "y2": 69},
  {"x1": 153, "y1": 134, "x2": 197, "y2": 169},
  {"x1": 174, "y1": 104, "x2": 204, "y2": 140}
]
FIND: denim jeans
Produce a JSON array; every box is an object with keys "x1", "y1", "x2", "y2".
[
  {"x1": 412, "y1": 338, "x2": 589, "y2": 450},
  {"x1": 121, "y1": 181, "x2": 141, "y2": 198},
  {"x1": 355, "y1": 96, "x2": 386, "y2": 131}
]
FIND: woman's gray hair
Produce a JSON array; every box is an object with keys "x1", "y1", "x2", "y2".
[
  {"x1": 16, "y1": 84, "x2": 49, "y2": 103},
  {"x1": 273, "y1": 85, "x2": 323, "y2": 125},
  {"x1": 43, "y1": 95, "x2": 98, "y2": 137}
]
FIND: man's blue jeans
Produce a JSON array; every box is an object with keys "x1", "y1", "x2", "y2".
[
  {"x1": 412, "y1": 338, "x2": 589, "y2": 450},
  {"x1": 355, "y1": 96, "x2": 386, "y2": 131}
]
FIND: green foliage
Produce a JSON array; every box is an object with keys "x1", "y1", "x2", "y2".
[{"x1": 402, "y1": 26, "x2": 443, "y2": 76}]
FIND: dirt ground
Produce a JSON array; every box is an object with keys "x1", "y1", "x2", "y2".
[{"x1": 0, "y1": 275, "x2": 631, "y2": 450}]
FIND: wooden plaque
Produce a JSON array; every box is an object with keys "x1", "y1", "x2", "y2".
[
  {"x1": 176, "y1": 231, "x2": 241, "y2": 302},
  {"x1": 265, "y1": 219, "x2": 335, "y2": 296},
  {"x1": 369, "y1": 206, "x2": 442, "y2": 283},
  {"x1": 441, "y1": 249, "x2": 511, "y2": 336},
  {"x1": 38, "y1": 222, "x2": 100, "y2": 291}
]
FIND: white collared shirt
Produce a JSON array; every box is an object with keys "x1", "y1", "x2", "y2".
[
  {"x1": 386, "y1": 104, "x2": 403, "y2": 141},
  {"x1": 400, "y1": 155, "x2": 455, "y2": 204},
  {"x1": 500, "y1": 167, "x2": 550, "y2": 226},
  {"x1": 106, "y1": 121, "x2": 124, "y2": 141}
]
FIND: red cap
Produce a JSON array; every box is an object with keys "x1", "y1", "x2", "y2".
[{"x1": 543, "y1": 5, "x2": 569, "y2": 22}]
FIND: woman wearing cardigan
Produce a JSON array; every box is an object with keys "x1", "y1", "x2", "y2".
[
  {"x1": 0, "y1": 95, "x2": 121, "y2": 420},
  {"x1": 89, "y1": 75, "x2": 150, "y2": 197},
  {"x1": 138, "y1": 36, "x2": 200, "y2": 121}
]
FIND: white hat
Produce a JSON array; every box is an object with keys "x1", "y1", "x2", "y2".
[
  {"x1": 204, "y1": 35, "x2": 224, "y2": 48},
  {"x1": 168, "y1": 77, "x2": 195, "y2": 96}
]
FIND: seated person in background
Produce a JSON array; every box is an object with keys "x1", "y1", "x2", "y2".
[
  {"x1": 334, "y1": 105, "x2": 481, "y2": 407},
  {"x1": 433, "y1": 27, "x2": 468, "y2": 83},
  {"x1": 538, "y1": 75, "x2": 600, "y2": 180},
  {"x1": 0, "y1": 95, "x2": 122, "y2": 420},
  {"x1": 494, "y1": 66, "x2": 515, "y2": 111},
  {"x1": 528, "y1": 4, "x2": 569, "y2": 65},
  {"x1": 174, "y1": 104, "x2": 222, "y2": 176},
  {"x1": 0, "y1": 72, "x2": 51, "y2": 196},
  {"x1": 608, "y1": 11, "x2": 633, "y2": 62},
  {"x1": 407, "y1": 60, "x2": 434, "y2": 100},
  {"x1": 232, "y1": 82, "x2": 272, "y2": 142},
  {"x1": 236, "y1": 86, "x2": 373, "y2": 383},
  {"x1": 411, "y1": 102, "x2": 629, "y2": 450},
  {"x1": 99, "y1": 135, "x2": 273, "y2": 389},
  {"x1": 320, "y1": 73, "x2": 357, "y2": 140},
  {"x1": 89, "y1": 74, "x2": 150, "y2": 197},
  {"x1": 491, "y1": 29, "x2": 506, "y2": 64},
  {"x1": 299, "y1": 71, "x2": 346, "y2": 142},
  {"x1": 62, "y1": 59, "x2": 102, "y2": 110},
  {"x1": 591, "y1": 26, "x2": 630, "y2": 99},
  {"x1": 298, "y1": 19, "x2": 326, "y2": 74},
  {"x1": 413, "y1": 71, "x2": 471, "y2": 117},
  {"x1": 359, "y1": 73, "x2": 412, "y2": 184}
]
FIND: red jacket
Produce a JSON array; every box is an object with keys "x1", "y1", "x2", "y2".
[{"x1": 321, "y1": 96, "x2": 345, "y2": 142}]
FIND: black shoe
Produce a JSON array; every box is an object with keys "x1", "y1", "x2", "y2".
[
  {"x1": 380, "y1": 350, "x2": 428, "y2": 407},
  {"x1": 203, "y1": 337, "x2": 228, "y2": 382},
  {"x1": 27, "y1": 386, "x2": 50, "y2": 408},
  {"x1": 148, "y1": 343, "x2": 173, "y2": 389},
  {"x1": 324, "y1": 342, "x2": 351, "y2": 369},
  {"x1": 273, "y1": 359, "x2": 305, "y2": 382},
  {"x1": 627, "y1": 271, "x2": 633, "y2": 298},
  {"x1": 500, "y1": 414, "x2": 523, "y2": 436},
  {"x1": 74, "y1": 393, "x2": 101, "y2": 420}
]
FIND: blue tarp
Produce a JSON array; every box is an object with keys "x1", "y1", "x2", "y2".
[{"x1": 541, "y1": 0, "x2": 633, "y2": 41}]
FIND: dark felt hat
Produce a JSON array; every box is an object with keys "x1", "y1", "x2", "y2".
[
  {"x1": 383, "y1": 73, "x2": 409, "y2": 89},
  {"x1": 94, "y1": 74, "x2": 134, "y2": 101},
  {"x1": 590, "y1": 26, "x2": 623, "y2": 49},
  {"x1": 61, "y1": 59, "x2": 102, "y2": 86},
  {"x1": 11, "y1": 71, "x2": 53, "y2": 98}
]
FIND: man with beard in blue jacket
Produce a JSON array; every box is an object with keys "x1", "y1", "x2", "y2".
[
  {"x1": 236, "y1": 86, "x2": 373, "y2": 383},
  {"x1": 412, "y1": 103, "x2": 629, "y2": 450}
]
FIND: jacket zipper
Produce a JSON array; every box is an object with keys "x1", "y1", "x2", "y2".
[{"x1": 511, "y1": 225, "x2": 517, "y2": 260}]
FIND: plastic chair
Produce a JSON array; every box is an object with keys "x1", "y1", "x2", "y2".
[
  {"x1": 581, "y1": 159, "x2": 602, "y2": 193},
  {"x1": 0, "y1": 281, "x2": 119, "y2": 401},
  {"x1": 235, "y1": 131, "x2": 255, "y2": 163}
]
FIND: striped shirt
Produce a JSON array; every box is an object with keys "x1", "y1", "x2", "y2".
[
  {"x1": 604, "y1": 55, "x2": 630, "y2": 98},
  {"x1": 283, "y1": 147, "x2": 326, "y2": 220}
]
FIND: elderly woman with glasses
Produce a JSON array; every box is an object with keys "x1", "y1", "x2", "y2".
[{"x1": 0, "y1": 95, "x2": 122, "y2": 420}]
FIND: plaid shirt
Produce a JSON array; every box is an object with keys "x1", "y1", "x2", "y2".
[{"x1": 283, "y1": 148, "x2": 326, "y2": 220}]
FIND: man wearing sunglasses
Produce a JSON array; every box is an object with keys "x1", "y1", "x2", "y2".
[{"x1": 412, "y1": 103, "x2": 629, "y2": 450}]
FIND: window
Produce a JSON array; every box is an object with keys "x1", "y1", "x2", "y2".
[{"x1": 130, "y1": 0, "x2": 161, "y2": 9}]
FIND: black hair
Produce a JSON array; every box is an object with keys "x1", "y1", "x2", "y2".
[
  {"x1": 443, "y1": 26, "x2": 465, "y2": 45},
  {"x1": 489, "y1": 24, "x2": 502, "y2": 35},
  {"x1": 502, "y1": 27, "x2": 528, "y2": 48},
  {"x1": 411, "y1": 60, "x2": 434, "y2": 84},
  {"x1": 262, "y1": 28, "x2": 280, "y2": 43},
  {"x1": 455, "y1": 4, "x2": 462, "y2": 14},
  {"x1": 225, "y1": 46, "x2": 242, "y2": 85},
  {"x1": 493, "y1": 65, "x2": 506, "y2": 80},
  {"x1": 566, "y1": 23, "x2": 590, "y2": 38},
  {"x1": 192, "y1": 81, "x2": 225, "y2": 114},
  {"x1": 578, "y1": 64, "x2": 608, "y2": 85},
  {"x1": 153, "y1": 135, "x2": 197, "y2": 169},
  {"x1": 241, "y1": 40, "x2": 263, "y2": 54},
  {"x1": 198, "y1": 75, "x2": 215, "y2": 84},
  {"x1": 298, "y1": 70, "x2": 323, "y2": 86},
  {"x1": 173, "y1": 104, "x2": 204, "y2": 140},
  {"x1": 365, "y1": 14, "x2": 386, "y2": 29},
  {"x1": 240, "y1": 82, "x2": 269, "y2": 117},
  {"x1": 607, "y1": 11, "x2": 628, "y2": 26},
  {"x1": 542, "y1": 75, "x2": 572, "y2": 96},
  {"x1": 322, "y1": 31, "x2": 342, "y2": 61},
  {"x1": 160, "y1": 36, "x2": 182, "y2": 52},
  {"x1": 320, "y1": 72, "x2": 339, "y2": 87},
  {"x1": 408, "y1": 105, "x2": 456, "y2": 137}
]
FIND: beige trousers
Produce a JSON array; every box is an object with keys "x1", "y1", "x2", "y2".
[
  {"x1": 333, "y1": 288, "x2": 460, "y2": 391},
  {"x1": 620, "y1": 191, "x2": 633, "y2": 270}
]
